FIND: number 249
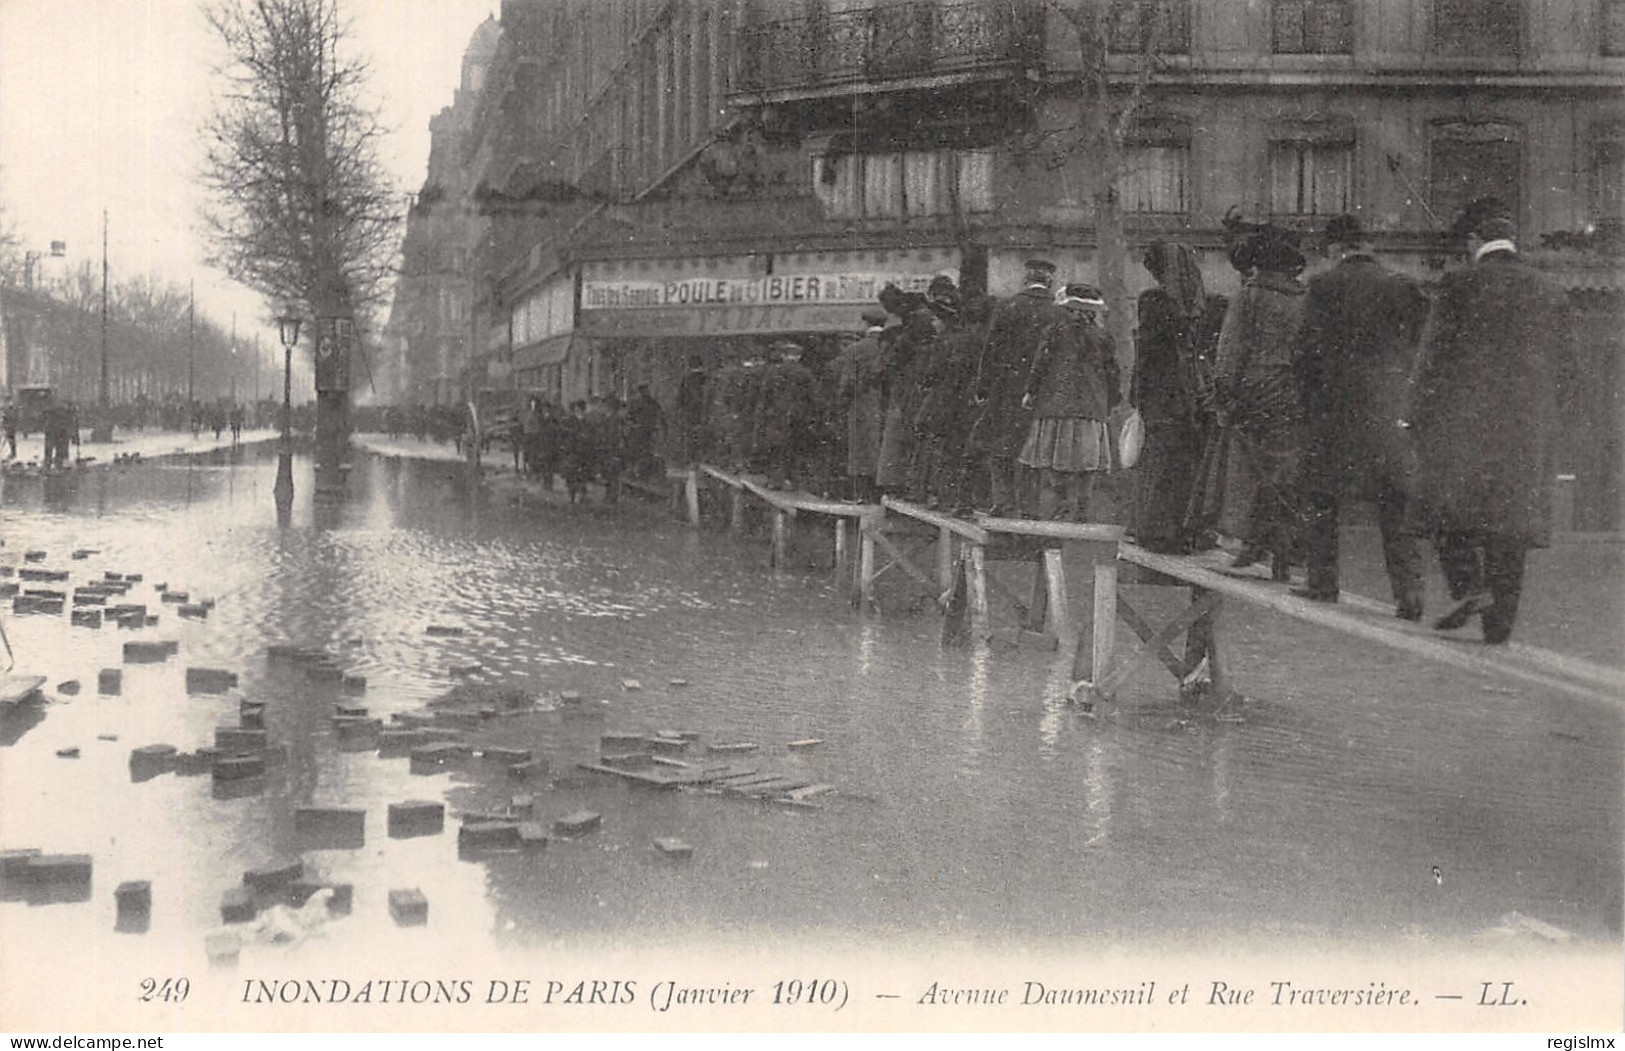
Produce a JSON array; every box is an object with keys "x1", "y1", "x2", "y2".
[{"x1": 139, "y1": 978, "x2": 189, "y2": 1003}]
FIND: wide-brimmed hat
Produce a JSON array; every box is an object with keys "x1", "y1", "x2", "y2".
[{"x1": 860, "y1": 307, "x2": 889, "y2": 325}]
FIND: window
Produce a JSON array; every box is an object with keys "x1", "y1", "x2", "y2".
[
  {"x1": 1119, "y1": 146, "x2": 1189, "y2": 214},
  {"x1": 1108, "y1": 0, "x2": 1190, "y2": 55},
  {"x1": 1273, "y1": 0, "x2": 1353, "y2": 54},
  {"x1": 1605, "y1": 0, "x2": 1625, "y2": 56},
  {"x1": 1432, "y1": 0, "x2": 1521, "y2": 56},
  {"x1": 1430, "y1": 120, "x2": 1521, "y2": 228},
  {"x1": 1270, "y1": 141, "x2": 1353, "y2": 216},
  {"x1": 1117, "y1": 114, "x2": 1190, "y2": 214},
  {"x1": 1595, "y1": 124, "x2": 1625, "y2": 223},
  {"x1": 814, "y1": 149, "x2": 995, "y2": 219}
]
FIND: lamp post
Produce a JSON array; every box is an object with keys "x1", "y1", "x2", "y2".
[{"x1": 272, "y1": 305, "x2": 301, "y2": 514}]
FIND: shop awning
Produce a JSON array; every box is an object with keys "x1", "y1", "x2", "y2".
[{"x1": 512, "y1": 331, "x2": 580, "y2": 369}]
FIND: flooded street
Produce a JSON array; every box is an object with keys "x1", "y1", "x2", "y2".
[{"x1": 0, "y1": 446, "x2": 1620, "y2": 1024}]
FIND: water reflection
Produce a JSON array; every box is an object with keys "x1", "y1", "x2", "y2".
[{"x1": 0, "y1": 449, "x2": 1616, "y2": 960}]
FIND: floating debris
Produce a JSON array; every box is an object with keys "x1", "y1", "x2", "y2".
[
  {"x1": 553, "y1": 810, "x2": 602, "y2": 837},
  {"x1": 653, "y1": 837, "x2": 694, "y2": 859},
  {"x1": 115, "y1": 880, "x2": 152, "y2": 919},
  {"x1": 387, "y1": 800, "x2": 445, "y2": 838},
  {"x1": 786, "y1": 739, "x2": 823, "y2": 751},
  {"x1": 388, "y1": 888, "x2": 428, "y2": 926},
  {"x1": 425, "y1": 625, "x2": 465, "y2": 637}
]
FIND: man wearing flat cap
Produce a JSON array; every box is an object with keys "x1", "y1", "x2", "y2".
[
  {"x1": 1294, "y1": 213, "x2": 1430, "y2": 619},
  {"x1": 971, "y1": 258, "x2": 1064, "y2": 515},
  {"x1": 1402, "y1": 199, "x2": 1572, "y2": 644}
]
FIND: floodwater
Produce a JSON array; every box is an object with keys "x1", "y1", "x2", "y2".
[{"x1": 0, "y1": 444, "x2": 1619, "y2": 992}]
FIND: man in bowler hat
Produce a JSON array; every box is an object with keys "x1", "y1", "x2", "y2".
[
  {"x1": 1402, "y1": 201, "x2": 1571, "y2": 644},
  {"x1": 1294, "y1": 213, "x2": 1430, "y2": 619}
]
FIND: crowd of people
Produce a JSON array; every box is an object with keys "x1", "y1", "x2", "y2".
[
  {"x1": 359, "y1": 197, "x2": 1562, "y2": 647},
  {"x1": 644, "y1": 197, "x2": 1564, "y2": 645},
  {"x1": 1133, "y1": 198, "x2": 1568, "y2": 646}
]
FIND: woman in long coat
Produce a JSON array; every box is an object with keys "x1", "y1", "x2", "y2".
[
  {"x1": 834, "y1": 310, "x2": 889, "y2": 502},
  {"x1": 1132, "y1": 241, "x2": 1212, "y2": 552},
  {"x1": 1190, "y1": 229, "x2": 1309, "y2": 577},
  {"x1": 1018, "y1": 284, "x2": 1121, "y2": 521}
]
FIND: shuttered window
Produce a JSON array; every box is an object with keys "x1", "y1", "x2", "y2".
[
  {"x1": 1272, "y1": 0, "x2": 1353, "y2": 54},
  {"x1": 1107, "y1": 0, "x2": 1190, "y2": 54},
  {"x1": 1432, "y1": 0, "x2": 1522, "y2": 57}
]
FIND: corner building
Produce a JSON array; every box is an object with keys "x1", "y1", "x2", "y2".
[{"x1": 396, "y1": 0, "x2": 1623, "y2": 526}]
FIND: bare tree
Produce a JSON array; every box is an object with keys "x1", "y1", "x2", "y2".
[
  {"x1": 1026, "y1": 0, "x2": 1174, "y2": 386},
  {"x1": 198, "y1": 0, "x2": 398, "y2": 461},
  {"x1": 198, "y1": 0, "x2": 399, "y2": 317}
]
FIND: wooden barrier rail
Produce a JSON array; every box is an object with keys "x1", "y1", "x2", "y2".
[
  {"x1": 1090, "y1": 542, "x2": 1625, "y2": 708},
  {"x1": 679, "y1": 465, "x2": 880, "y2": 580},
  {"x1": 669, "y1": 466, "x2": 1621, "y2": 708}
]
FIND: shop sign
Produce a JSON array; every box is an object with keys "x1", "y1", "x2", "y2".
[{"x1": 579, "y1": 269, "x2": 943, "y2": 337}]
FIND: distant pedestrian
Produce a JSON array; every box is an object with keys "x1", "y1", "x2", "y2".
[
  {"x1": 626, "y1": 384, "x2": 666, "y2": 482},
  {"x1": 3, "y1": 402, "x2": 15, "y2": 459},
  {"x1": 675, "y1": 356, "x2": 711, "y2": 466},
  {"x1": 1017, "y1": 284, "x2": 1120, "y2": 521},
  {"x1": 1294, "y1": 214, "x2": 1429, "y2": 618},
  {"x1": 1402, "y1": 202, "x2": 1572, "y2": 644}
]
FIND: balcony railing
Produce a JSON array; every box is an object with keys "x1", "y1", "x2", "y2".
[{"x1": 735, "y1": 1, "x2": 1042, "y2": 95}]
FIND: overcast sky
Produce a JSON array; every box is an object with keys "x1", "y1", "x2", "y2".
[{"x1": 0, "y1": 0, "x2": 500, "y2": 341}]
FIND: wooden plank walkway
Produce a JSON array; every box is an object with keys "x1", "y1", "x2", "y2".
[
  {"x1": 1091, "y1": 542, "x2": 1625, "y2": 708},
  {"x1": 676, "y1": 465, "x2": 881, "y2": 584},
  {"x1": 666, "y1": 463, "x2": 1620, "y2": 709}
]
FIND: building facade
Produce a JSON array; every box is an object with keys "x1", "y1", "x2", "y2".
[{"x1": 393, "y1": 0, "x2": 1623, "y2": 524}]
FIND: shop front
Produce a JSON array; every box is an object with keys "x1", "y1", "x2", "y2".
[{"x1": 572, "y1": 246, "x2": 961, "y2": 481}]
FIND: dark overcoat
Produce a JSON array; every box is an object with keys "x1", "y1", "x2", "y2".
[
  {"x1": 1025, "y1": 312, "x2": 1119, "y2": 422},
  {"x1": 835, "y1": 331, "x2": 887, "y2": 477},
  {"x1": 1296, "y1": 255, "x2": 1430, "y2": 492},
  {"x1": 1405, "y1": 252, "x2": 1570, "y2": 546},
  {"x1": 913, "y1": 321, "x2": 985, "y2": 440},
  {"x1": 973, "y1": 286, "x2": 1064, "y2": 457}
]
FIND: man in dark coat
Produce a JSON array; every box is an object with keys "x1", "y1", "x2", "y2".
[
  {"x1": 912, "y1": 293, "x2": 992, "y2": 510},
  {"x1": 674, "y1": 356, "x2": 710, "y2": 466},
  {"x1": 1403, "y1": 205, "x2": 1571, "y2": 644},
  {"x1": 1294, "y1": 214, "x2": 1430, "y2": 619},
  {"x1": 973, "y1": 258, "x2": 1064, "y2": 515}
]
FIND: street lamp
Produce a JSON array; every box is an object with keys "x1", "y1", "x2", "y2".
[
  {"x1": 275, "y1": 307, "x2": 301, "y2": 442},
  {"x1": 272, "y1": 305, "x2": 301, "y2": 514}
]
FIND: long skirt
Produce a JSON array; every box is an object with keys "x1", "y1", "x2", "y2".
[
  {"x1": 875, "y1": 405, "x2": 913, "y2": 489},
  {"x1": 1017, "y1": 417, "x2": 1110, "y2": 474},
  {"x1": 1133, "y1": 416, "x2": 1203, "y2": 549}
]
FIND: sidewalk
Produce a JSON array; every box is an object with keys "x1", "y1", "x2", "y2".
[
  {"x1": 3, "y1": 428, "x2": 282, "y2": 469},
  {"x1": 352, "y1": 431, "x2": 479, "y2": 467}
]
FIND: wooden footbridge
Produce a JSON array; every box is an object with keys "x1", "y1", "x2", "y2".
[{"x1": 669, "y1": 465, "x2": 1624, "y2": 708}]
